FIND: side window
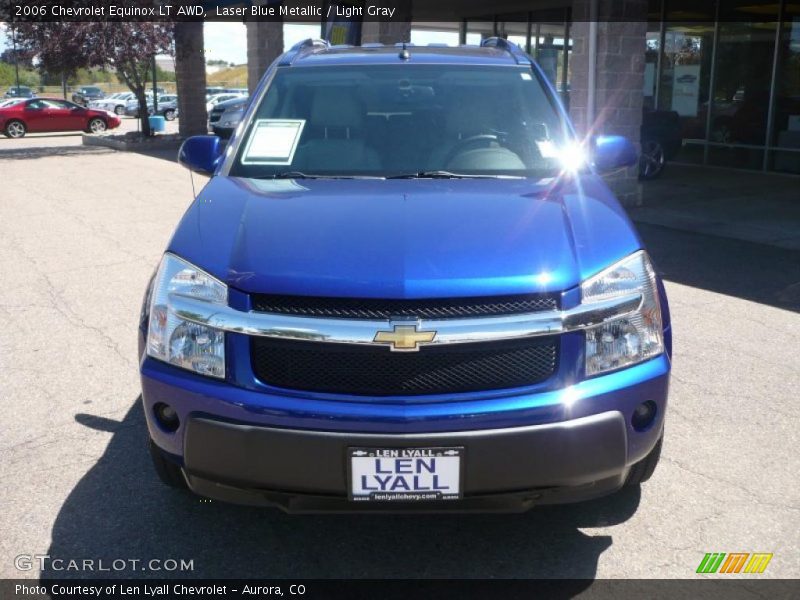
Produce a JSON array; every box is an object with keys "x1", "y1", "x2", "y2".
[{"x1": 26, "y1": 100, "x2": 44, "y2": 110}]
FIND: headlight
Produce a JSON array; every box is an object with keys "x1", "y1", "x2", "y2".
[
  {"x1": 582, "y1": 250, "x2": 663, "y2": 376},
  {"x1": 146, "y1": 253, "x2": 227, "y2": 378}
]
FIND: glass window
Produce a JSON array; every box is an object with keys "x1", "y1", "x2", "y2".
[
  {"x1": 659, "y1": 22, "x2": 714, "y2": 141},
  {"x1": 709, "y1": 2, "x2": 778, "y2": 148},
  {"x1": 770, "y1": 15, "x2": 800, "y2": 173},
  {"x1": 231, "y1": 64, "x2": 572, "y2": 179},
  {"x1": 644, "y1": 24, "x2": 660, "y2": 111}
]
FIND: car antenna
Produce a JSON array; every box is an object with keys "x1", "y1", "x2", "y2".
[{"x1": 399, "y1": 43, "x2": 410, "y2": 60}]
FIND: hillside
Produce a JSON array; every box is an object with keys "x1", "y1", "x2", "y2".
[{"x1": 207, "y1": 65, "x2": 248, "y2": 88}]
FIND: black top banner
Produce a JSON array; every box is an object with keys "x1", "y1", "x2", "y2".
[{"x1": 0, "y1": 0, "x2": 787, "y2": 23}]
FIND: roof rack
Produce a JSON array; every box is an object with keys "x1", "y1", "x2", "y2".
[
  {"x1": 480, "y1": 37, "x2": 529, "y2": 64},
  {"x1": 280, "y1": 38, "x2": 331, "y2": 65}
]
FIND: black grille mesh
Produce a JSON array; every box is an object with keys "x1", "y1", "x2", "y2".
[
  {"x1": 251, "y1": 337, "x2": 558, "y2": 396},
  {"x1": 250, "y1": 294, "x2": 558, "y2": 320}
]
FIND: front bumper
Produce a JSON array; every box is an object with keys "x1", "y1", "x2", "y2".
[
  {"x1": 182, "y1": 410, "x2": 630, "y2": 510},
  {"x1": 141, "y1": 348, "x2": 670, "y2": 510}
]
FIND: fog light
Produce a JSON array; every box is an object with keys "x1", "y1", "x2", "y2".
[
  {"x1": 631, "y1": 401, "x2": 657, "y2": 431},
  {"x1": 154, "y1": 402, "x2": 180, "y2": 432}
]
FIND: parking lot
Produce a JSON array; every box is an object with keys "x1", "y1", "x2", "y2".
[{"x1": 0, "y1": 135, "x2": 798, "y2": 580}]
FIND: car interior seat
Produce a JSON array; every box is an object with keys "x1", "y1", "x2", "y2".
[{"x1": 292, "y1": 88, "x2": 381, "y2": 172}]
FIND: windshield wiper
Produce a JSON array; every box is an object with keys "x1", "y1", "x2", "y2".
[{"x1": 387, "y1": 171, "x2": 522, "y2": 179}]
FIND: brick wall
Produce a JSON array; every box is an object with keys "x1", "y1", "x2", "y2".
[{"x1": 570, "y1": 1, "x2": 648, "y2": 206}]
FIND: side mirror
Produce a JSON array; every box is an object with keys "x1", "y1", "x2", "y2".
[
  {"x1": 178, "y1": 135, "x2": 223, "y2": 176},
  {"x1": 592, "y1": 135, "x2": 638, "y2": 174}
]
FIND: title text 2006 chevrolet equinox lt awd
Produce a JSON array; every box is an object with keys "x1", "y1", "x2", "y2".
[{"x1": 139, "y1": 39, "x2": 671, "y2": 512}]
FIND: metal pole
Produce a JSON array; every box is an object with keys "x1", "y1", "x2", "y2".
[
  {"x1": 703, "y1": 4, "x2": 720, "y2": 165},
  {"x1": 588, "y1": 0, "x2": 598, "y2": 134},
  {"x1": 12, "y1": 24, "x2": 21, "y2": 93},
  {"x1": 654, "y1": 0, "x2": 666, "y2": 109},
  {"x1": 152, "y1": 55, "x2": 158, "y2": 113},
  {"x1": 763, "y1": 0, "x2": 785, "y2": 171},
  {"x1": 525, "y1": 15, "x2": 532, "y2": 55},
  {"x1": 562, "y1": 8, "x2": 570, "y2": 102}
]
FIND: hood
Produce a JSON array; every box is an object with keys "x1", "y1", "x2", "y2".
[{"x1": 168, "y1": 176, "x2": 642, "y2": 298}]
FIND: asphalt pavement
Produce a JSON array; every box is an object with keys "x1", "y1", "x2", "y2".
[{"x1": 0, "y1": 137, "x2": 798, "y2": 580}]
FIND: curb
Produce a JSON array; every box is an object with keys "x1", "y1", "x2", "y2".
[{"x1": 82, "y1": 133, "x2": 183, "y2": 152}]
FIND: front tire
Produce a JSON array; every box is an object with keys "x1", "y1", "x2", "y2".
[
  {"x1": 87, "y1": 117, "x2": 107, "y2": 134},
  {"x1": 114, "y1": 105, "x2": 125, "y2": 116},
  {"x1": 625, "y1": 434, "x2": 663, "y2": 486},
  {"x1": 163, "y1": 109, "x2": 176, "y2": 121},
  {"x1": 4, "y1": 120, "x2": 26, "y2": 138},
  {"x1": 149, "y1": 438, "x2": 188, "y2": 490}
]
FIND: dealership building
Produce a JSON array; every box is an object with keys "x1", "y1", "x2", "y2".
[{"x1": 243, "y1": 0, "x2": 800, "y2": 201}]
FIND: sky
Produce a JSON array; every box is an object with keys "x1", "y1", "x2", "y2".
[
  {"x1": 0, "y1": 22, "x2": 473, "y2": 65},
  {"x1": 202, "y1": 22, "x2": 468, "y2": 64}
]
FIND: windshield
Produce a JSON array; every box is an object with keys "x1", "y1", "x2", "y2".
[{"x1": 230, "y1": 64, "x2": 572, "y2": 179}]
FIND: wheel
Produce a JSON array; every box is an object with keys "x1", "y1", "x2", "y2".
[
  {"x1": 4, "y1": 120, "x2": 26, "y2": 138},
  {"x1": 149, "y1": 438, "x2": 188, "y2": 490},
  {"x1": 114, "y1": 105, "x2": 124, "y2": 115},
  {"x1": 638, "y1": 139, "x2": 666, "y2": 180},
  {"x1": 625, "y1": 434, "x2": 663, "y2": 486},
  {"x1": 163, "y1": 109, "x2": 176, "y2": 121},
  {"x1": 87, "y1": 118, "x2": 107, "y2": 134},
  {"x1": 712, "y1": 122, "x2": 733, "y2": 144}
]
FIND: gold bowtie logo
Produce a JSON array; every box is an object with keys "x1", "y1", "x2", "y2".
[{"x1": 373, "y1": 324, "x2": 437, "y2": 352}]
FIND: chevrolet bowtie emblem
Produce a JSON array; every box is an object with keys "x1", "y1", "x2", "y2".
[{"x1": 373, "y1": 324, "x2": 437, "y2": 352}]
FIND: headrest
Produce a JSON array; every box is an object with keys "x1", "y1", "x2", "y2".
[{"x1": 310, "y1": 88, "x2": 363, "y2": 129}]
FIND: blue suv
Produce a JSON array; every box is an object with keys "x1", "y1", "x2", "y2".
[{"x1": 139, "y1": 39, "x2": 671, "y2": 511}]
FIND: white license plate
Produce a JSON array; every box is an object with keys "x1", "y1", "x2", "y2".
[{"x1": 348, "y1": 447, "x2": 463, "y2": 502}]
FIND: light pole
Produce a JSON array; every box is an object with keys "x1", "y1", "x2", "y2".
[
  {"x1": 152, "y1": 55, "x2": 158, "y2": 113},
  {"x1": 12, "y1": 23, "x2": 21, "y2": 93}
]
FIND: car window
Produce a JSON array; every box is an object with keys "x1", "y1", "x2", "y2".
[
  {"x1": 42, "y1": 99, "x2": 71, "y2": 109},
  {"x1": 230, "y1": 64, "x2": 571, "y2": 179}
]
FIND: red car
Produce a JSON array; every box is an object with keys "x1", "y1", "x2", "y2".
[{"x1": 0, "y1": 97, "x2": 121, "y2": 138}]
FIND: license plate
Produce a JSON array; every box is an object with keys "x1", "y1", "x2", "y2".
[{"x1": 348, "y1": 447, "x2": 463, "y2": 502}]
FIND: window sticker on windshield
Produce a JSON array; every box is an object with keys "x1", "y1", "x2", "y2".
[
  {"x1": 241, "y1": 119, "x2": 306, "y2": 165},
  {"x1": 520, "y1": 72, "x2": 532, "y2": 81}
]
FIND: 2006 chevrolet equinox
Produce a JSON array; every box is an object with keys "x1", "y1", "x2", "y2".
[{"x1": 139, "y1": 38, "x2": 671, "y2": 511}]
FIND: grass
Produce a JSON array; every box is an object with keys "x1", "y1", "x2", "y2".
[{"x1": 207, "y1": 65, "x2": 248, "y2": 88}]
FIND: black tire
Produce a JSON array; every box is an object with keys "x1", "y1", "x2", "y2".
[
  {"x1": 639, "y1": 139, "x2": 666, "y2": 180},
  {"x1": 4, "y1": 119, "x2": 26, "y2": 138},
  {"x1": 149, "y1": 438, "x2": 188, "y2": 490},
  {"x1": 625, "y1": 434, "x2": 663, "y2": 486},
  {"x1": 114, "y1": 105, "x2": 125, "y2": 116},
  {"x1": 163, "y1": 109, "x2": 176, "y2": 121}
]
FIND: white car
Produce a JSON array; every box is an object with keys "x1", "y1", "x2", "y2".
[
  {"x1": 206, "y1": 93, "x2": 245, "y2": 113},
  {"x1": 90, "y1": 92, "x2": 135, "y2": 115}
]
